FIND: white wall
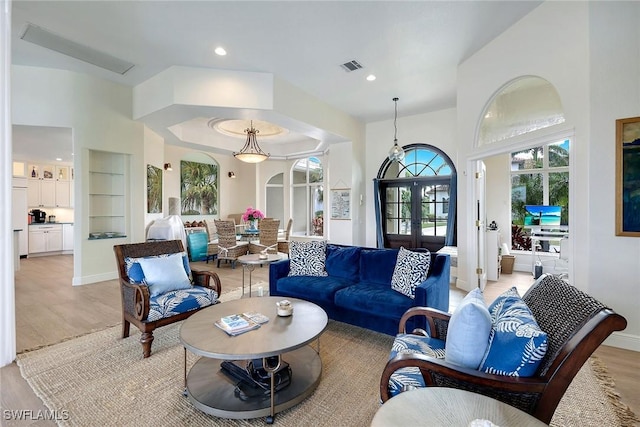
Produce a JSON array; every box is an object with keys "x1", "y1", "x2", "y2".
[
  {"x1": 586, "y1": 1, "x2": 640, "y2": 350},
  {"x1": 327, "y1": 140, "x2": 354, "y2": 245},
  {"x1": 457, "y1": 1, "x2": 639, "y2": 350},
  {"x1": 12, "y1": 65, "x2": 144, "y2": 285},
  {"x1": 364, "y1": 108, "x2": 458, "y2": 248}
]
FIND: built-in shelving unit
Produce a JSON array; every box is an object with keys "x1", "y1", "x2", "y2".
[{"x1": 88, "y1": 150, "x2": 127, "y2": 239}]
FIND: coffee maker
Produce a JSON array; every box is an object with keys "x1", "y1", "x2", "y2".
[{"x1": 31, "y1": 209, "x2": 47, "y2": 223}]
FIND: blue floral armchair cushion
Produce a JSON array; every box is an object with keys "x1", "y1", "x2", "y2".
[
  {"x1": 387, "y1": 333, "x2": 446, "y2": 398},
  {"x1": 479, "y1": 287, "x2": 548, "y2": 377},
  {"x1": 147, "y1": 287, "x2": 218, "y2": 322}
]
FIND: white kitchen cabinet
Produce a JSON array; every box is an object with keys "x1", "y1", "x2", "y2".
[
  {"x1": 27, "y1": 179, "x2": 56, "y2": 207},
  {"x1": 63, "y1": 223, "x2": 74, "y2": 251},
  {"x1": 12, "y1": 180, "x2": 29, "y2": 256},
  {"x1": 27, "y1": 163, "x2": 72, "y2": 208},
  {"x1": 29, "y1": 224, "x2": 63, "y2": 254}
]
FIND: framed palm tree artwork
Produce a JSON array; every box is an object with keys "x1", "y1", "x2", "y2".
[
  {"x1": 616, "y1": 116, "x2": 640, "y2": 236},
  {"x1": 180, "y1": 160, "x2": 219, "y2": 215},
  {"x1": 146, "y1": 164, "x2": 162, "y2": 213}
]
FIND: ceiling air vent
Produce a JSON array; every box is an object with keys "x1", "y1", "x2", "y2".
[
  {"x1": 340, "y1": 60, "x2": 363, "y2": 72},
  {"x1": 20, "y1": 23, "x2": 135, "y2": 75}
]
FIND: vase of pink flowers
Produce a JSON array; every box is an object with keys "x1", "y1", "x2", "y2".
[{"x1": 242, "y1": 206, "x2": 265, "y2": 231}]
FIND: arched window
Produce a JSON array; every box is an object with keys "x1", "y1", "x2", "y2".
[
  {"x1": 266, "y1": 173, "x2": 285, "y2": 226},
  {"x1": 479, "y1": 77, "x2": 570, "y2": 254},
  {"x1": 374, "y1": 144, "x2": 457, "y2": 251},
  {"x1": 479, "y1": 76, "x2": 565, "y2": 146},
  {"x1": 291, "y1": 157, "x2": 324, "y2": 236}
]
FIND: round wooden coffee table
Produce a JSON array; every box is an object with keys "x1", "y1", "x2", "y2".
[
  {"x1": 180, "y1": 297, "x2": 328, "y2": 423},
  {"x1": 371, "y1": 387, "x2": 547, "y2": 426}
]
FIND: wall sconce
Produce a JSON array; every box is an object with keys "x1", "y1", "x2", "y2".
[
  {"x1": 164, "y1": 163, "x2": 172, "y2": 171},
  {"x1": 228, "y1": 171, "x2": 236, "y2": 179}
]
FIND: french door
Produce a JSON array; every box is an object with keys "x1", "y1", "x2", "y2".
[{"x1": 380, "y1": 178, "x2": 450, "y2": 252}]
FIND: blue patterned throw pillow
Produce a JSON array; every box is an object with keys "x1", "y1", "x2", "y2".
[
  {"x1": 390, "y1": 247, "x2": 431, "y2": 299},
  {"x1": 288, "y1": 240, "x2": 328, "y2": 277},
  {"x1": 479, "y1": 287, "x2": 548, "y2": 377}
]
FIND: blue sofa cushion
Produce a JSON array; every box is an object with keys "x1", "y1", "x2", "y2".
[
  {"x1": 288, "y1": 240, "x2": 328, "y2": 277},
  {"x1": 479, "y1": 287, "x2": 548, "y2": 377},
  {"x1": 276, "y1": 276, "x2": 353, "y2": 305},
  {"x1": 387, "y1": 333, "x2": 446, "y2": 398},
  {"x1": 359, "y1": 248, "x2": 399, "y2": 285},
  {"x1": 325, "y1": 245, "x2": 361, "y2": 281},
  {"x1": 147, "y1": 287, "x2": 218, "y2": 322},
  {"x1": 391, "y1": 247, "x2": 431, "y2": 298},
  {"x1": 445, "y1": 288, "x2": 492, "y2": 369},
  {"x1": 334, "y1": 282, "x2": 413, "y2": 320}
]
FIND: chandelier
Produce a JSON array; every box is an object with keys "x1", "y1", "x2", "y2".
[
  {"x1": 234, "y1": 121, "x2": 270, "y2": 163},
  {"x1": 388, "y1": 97, "x2": 405, "y2": 162}
]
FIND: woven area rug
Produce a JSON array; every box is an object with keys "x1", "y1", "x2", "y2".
[{"x1": 17, "y1": 289, "x2": 638, "y2": 426}]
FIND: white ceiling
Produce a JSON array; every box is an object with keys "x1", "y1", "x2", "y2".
[{"x1": 10, "y1": 0, "x2": 542, "y2": 161}]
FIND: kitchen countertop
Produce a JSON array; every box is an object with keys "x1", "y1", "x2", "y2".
[{"x1": 29, "y1": 222, "x2": 74, "y2": 226}]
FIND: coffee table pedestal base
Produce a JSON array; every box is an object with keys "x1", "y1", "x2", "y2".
[{"x1": 186, "y1": 346, "x2": 321, "y2": 420}]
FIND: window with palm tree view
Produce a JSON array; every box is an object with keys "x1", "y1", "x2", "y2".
[{"x1": 511, "y1": 140, "x2": 569, "y2": 251}]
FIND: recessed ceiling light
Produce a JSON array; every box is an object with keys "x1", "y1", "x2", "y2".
[
  {"x1": 366, "y1": 74, "x2": 376, "y2": 81},
  {"x1": 56, "y1": 157, "x2": 62, "y2": 161},
  {"x1": 214, "y1": 47, "x2": 227, "y2": 56}
]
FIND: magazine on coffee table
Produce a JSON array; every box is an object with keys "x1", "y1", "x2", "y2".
[{"x1": 215, "y1": 312, "x2": 269, "y2": 336}]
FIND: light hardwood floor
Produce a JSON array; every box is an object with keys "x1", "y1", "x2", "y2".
[{"x1": 1, "y1": 255, "x2": 638, "y2": 426}]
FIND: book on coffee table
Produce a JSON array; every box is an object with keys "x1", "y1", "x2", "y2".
[
  {"x1": 215, "y1": 313, "x2": 267, "y2": 336},
  {"x1": 242, "y1": 312, "x2": 270, "y2": 324}
]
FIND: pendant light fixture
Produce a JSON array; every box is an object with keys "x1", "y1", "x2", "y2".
[
  {"x1": 233, "y1": 121, "x2": 270, "y2": 163},
  {"x1": 388, "y1": 97, "x2": 405, "y2": 162}
]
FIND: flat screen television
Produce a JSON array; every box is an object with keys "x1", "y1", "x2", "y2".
[{"x1": 524, "y1": 205, "x2": 562, "y2": 226}]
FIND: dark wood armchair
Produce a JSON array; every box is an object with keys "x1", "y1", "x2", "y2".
[
  {"x1": 113, "y1": 240, "x2": 222, "y2": 358},
  {"x1": 379, "y1": 275, "x2": 627, "y2": 424}
]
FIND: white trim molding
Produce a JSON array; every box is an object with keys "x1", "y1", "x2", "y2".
[{"x1": 1, "y1": 0, "x2": 16, "y2": 368}]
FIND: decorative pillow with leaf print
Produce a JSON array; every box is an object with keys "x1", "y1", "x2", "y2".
[{"x1": 479, "y1": 287, "x2": 548, "y2": 377}]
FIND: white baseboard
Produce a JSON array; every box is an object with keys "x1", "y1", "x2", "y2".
[
  {"x1": 603, "y1": 331, "x2": 640, "y2": 352},
  {"x1": 72, "y1": 271, "x2": 118, "y2": 286}
]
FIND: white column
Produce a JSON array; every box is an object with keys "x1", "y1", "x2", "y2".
[{"x1": 1, "y1": 0, "x2": 16, "y2": 367}]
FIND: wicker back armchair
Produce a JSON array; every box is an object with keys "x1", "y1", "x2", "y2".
[
  {"x1": 214, "y1": 219, "x2": 248, "y2": 268},
  {"x1": 113, "y1": 240, "x2": 222, "y2": 358},
  {"x1": 203, "y1": 219, "x2": 219, "y2": 262},
  {"x1": 277, "y1": 218, "x2": 293, "y2": 254},
  {"x1": 249, "y1": 218, "x2": 280, "y2": 255},
  {"x1": 379, "y1": 275, "x2": 627, "y2": 424}
]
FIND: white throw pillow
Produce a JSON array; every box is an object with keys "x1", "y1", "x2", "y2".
[
  {"x1": 138, "y1": 252, "x2": 192, "y2": 297},
  {"x1": 390, "y1": 247, "x2": 431, "y2": 298},
  {"x1": 445, "y1": 288, "x2": 492, "y2": 369}
]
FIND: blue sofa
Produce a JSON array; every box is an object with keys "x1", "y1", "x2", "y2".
[{"x1": 269, "y1": 244, "x2": 450, "y2": 336}]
